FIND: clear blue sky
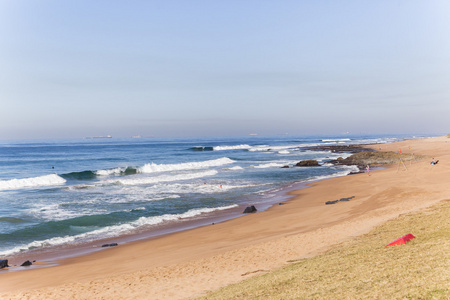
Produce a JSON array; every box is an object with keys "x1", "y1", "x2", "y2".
[{"x1": 1, "y1": 1, "x2": 449, "y2": 139}]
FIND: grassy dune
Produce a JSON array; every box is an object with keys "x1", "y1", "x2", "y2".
[{"x1": 199, "y1": 201, "x2": 450, "y2": 299}]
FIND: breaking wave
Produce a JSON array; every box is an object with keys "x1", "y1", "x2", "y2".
[
  {"x1": 96, "y1": 167, "x2": 137, "y2": 176},
  {"x1": 139, "y1": 157, "x2": 234, "y2": 173},
  {"x1": 108, "y1": 170, "x2": 219, "y2": 186},
  {"x1": 61, "y1": 158, "x2": 233, "y2": 181},
  {"x1": 190, "y1": 146, "x2": 214, "y2": 151},
  {"x1": 321, "y1": 138, "x2": 351, "y2": 143},
  {"x1": 190, "y1": 145, "x2": 251, "y2": 151},
  {"x1": 62, "y1": 170, "x2": 97, "y2": 180},
  {"x1": 0, "y1": 174, "x2": 66, "y2": 191},
  {"x1": 0, "y1": 204, "x2": 238, "y2": 256},
  {"x1": 213, "y1": 144, "x2": 252, "y2": 151},
  {"x1": 253, "y1": 162, "x2": 287, "y2": 169}
]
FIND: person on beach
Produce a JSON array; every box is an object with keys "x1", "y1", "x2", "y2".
[{"x1": 366, "y1": 164, "x2": 370, "y2": 175}]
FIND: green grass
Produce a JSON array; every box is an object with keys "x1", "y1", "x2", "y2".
[{"x1": 199, "y1": 201, "x2": 450, "y2": 299}]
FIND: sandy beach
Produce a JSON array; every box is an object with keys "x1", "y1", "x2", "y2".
[{"x1": 1, "y1": 136, "x2": 449, "y2": 299}]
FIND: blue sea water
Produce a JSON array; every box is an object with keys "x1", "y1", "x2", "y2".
[{"x1": 0, "y1": 134, "x2": 417, "y2": 258}]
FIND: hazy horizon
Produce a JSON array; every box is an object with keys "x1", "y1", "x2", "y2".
[{"x1": 1, "y1": 1, "x2": 449, "y2": 140}]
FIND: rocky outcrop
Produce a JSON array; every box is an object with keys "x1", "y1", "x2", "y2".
[
  {"x1": 331, "y1": 151, "x2": 422, "y2": 167},
  {"x1": 102, "y1": 243, "x2": 118, "y2": 247},
  {"x1": 243, "y1": 205, "x2": 257, "y2": 213},
  {"x1": 295, "y1": 160, "x2": 320, "y2": 167},
  {"x1": 0, "y1": 259, "x2": 8, "y2": 269},
  {"x1": 21, "y1": 260, "x2": 32, "y2": 266},
  {"x1": 302, "y1": 145, "x2": 371, "y2": 154}
]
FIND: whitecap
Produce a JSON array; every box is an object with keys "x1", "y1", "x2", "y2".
[
  {"x1": 139, "y1": 157, "x2": 234, "y2": 173},
  {"x1": 213, "y1": 144, "x2": 252, "y2": 151},
  {"x1": 109, "y1": 170, "x2": 219, "y2": 186},
  {"x1": 253, "y1": 162, "x2": 286, "y2": 169},
  {"x1": 0, "y1": 204, "x2": 238, "y2": 257},
  {"x1": 0, "y1": 174, "x2": 66, "y2": 191},
  {"x1": 226, "y1": 166, "x2": 244, "y2": 170}
]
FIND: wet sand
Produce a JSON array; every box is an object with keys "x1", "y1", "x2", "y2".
[{"x1": 1, "y1": 136, "x2": 449, "y2": 299}]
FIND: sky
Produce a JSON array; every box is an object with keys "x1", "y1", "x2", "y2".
[{"x1": 1, "y1": 0, "x2": 450, "y2": 140}]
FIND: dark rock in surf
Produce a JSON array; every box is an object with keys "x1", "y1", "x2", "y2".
[
  {"x1": 101, "y1": 243, "x2": 118, "y2": 247},
  {"x1": 243, "y1": 205, "x2": 257, "y2": 214},
  {"x1": 0, "y1": 259, "x2": 8, "y2": 269},
  {"x1": 21, "y1": 260, "x2": 32, "y2": 266},
  {"x1": 281, "y1": 165, "x2": 289, "y2": 168},
  {"x1": 295, "y1": 160, "x2": 320, "y2": 167}
]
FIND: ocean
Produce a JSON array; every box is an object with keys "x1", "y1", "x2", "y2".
[{"x1": 0, "y1": 134, "x2": 416, "y2": 260}]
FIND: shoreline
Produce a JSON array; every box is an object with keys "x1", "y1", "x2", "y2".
[
  {"x1": 0, "y1": 143, "x2": 357, "y2": 271},
  {"x1": 0, "y1": 173, "x2": 310, "y2": 272},
  {"x1": 0, "y1": 137, "x2": 394, "y2": 267},
  {"x1": 1, "y1": 136, "x2": 448, "y2": 299}
]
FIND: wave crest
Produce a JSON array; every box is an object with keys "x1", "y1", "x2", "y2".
[
  {"x1": 0, "y1": 174, "x2": 66, "y2": 191},
  {"x1": 213, "y1": 144, "x2": 251, "y2": 151},
  {"x1": 0, "y1": 204, "x2": 238, "y2": 256},
  {"x1": 139, "y1": 157, "x2": 234, "y2": 173},
  {"x1": 190, "y1": 146, "x2": 214, "y2": 151},
  {"x1": 110, "y1": 170, "x2": 219, "y2": 186},
  {"x1": 96, "y1": 167, "x2": 137, "y2": 176}
]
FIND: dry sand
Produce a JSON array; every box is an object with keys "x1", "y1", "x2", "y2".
[{"x1": 1, "y1": 136, "x2": 449, "y2": 299}]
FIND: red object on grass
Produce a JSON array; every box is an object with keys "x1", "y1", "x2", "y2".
[{"x1": 385, "y1": 234, "x2": 416, "y2": 247}]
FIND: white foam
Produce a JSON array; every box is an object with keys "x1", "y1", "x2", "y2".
[
  {"x1": 67, "y1": 184, "x2": 96, "y2": 190},
  {"x1": 309, "y1": 165, "x2": 360, "y2": 182},
  {"x1": 96, "y1": 167, "x2": 127, "y2": 176},
  {"x1": 0, "y1": 174, "x2": 66, "y2": 191},
  {"x1": 278, "y1": 150, "x2": 290, "y2": 154},
  {"x1": 139, "y1": 157, "x2": 234, "y2": 173},
  {"x1": 322, "y1": 138, "x2": 351, "y2": 142},
  {"x1": 248, "y1": 145, "x2": 270, "y2": 152},
  {"x1": 26, "y1": 203, "x2": 105, "y2": 221},
  {"x1": 109, "y1": 170, "x2": 219, "y2": 186},
  {"x1": 0, "y1": 204, "x2": 238, "y2": 256},
  {"x1": 249, "y1": 145, "x2": 300, "y2": 152},
  {"x1": 213, "y1": 144, "x2": 252, "y2": 151},
  {"x1": 114, "y1": 182, "x2": 256, "y2": 195},
  {"x1": 253, "y1": 162, "x2": 287, "y2": 169},
  {"x1": 314, "y1": 152, "x2": 353, "y2": 163},
  {"x1": 109, "y1": 194, "x2": 181, "y2": 204},
  {"x1": 157, "y1": 183, "x2": 255, "y2": 193},
  {"x1": 226, "y1": 166, "x2": 244, "y2": 170},
  {"x1": 321, "y1": 163, "x2": 334, "y2": 167}
]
